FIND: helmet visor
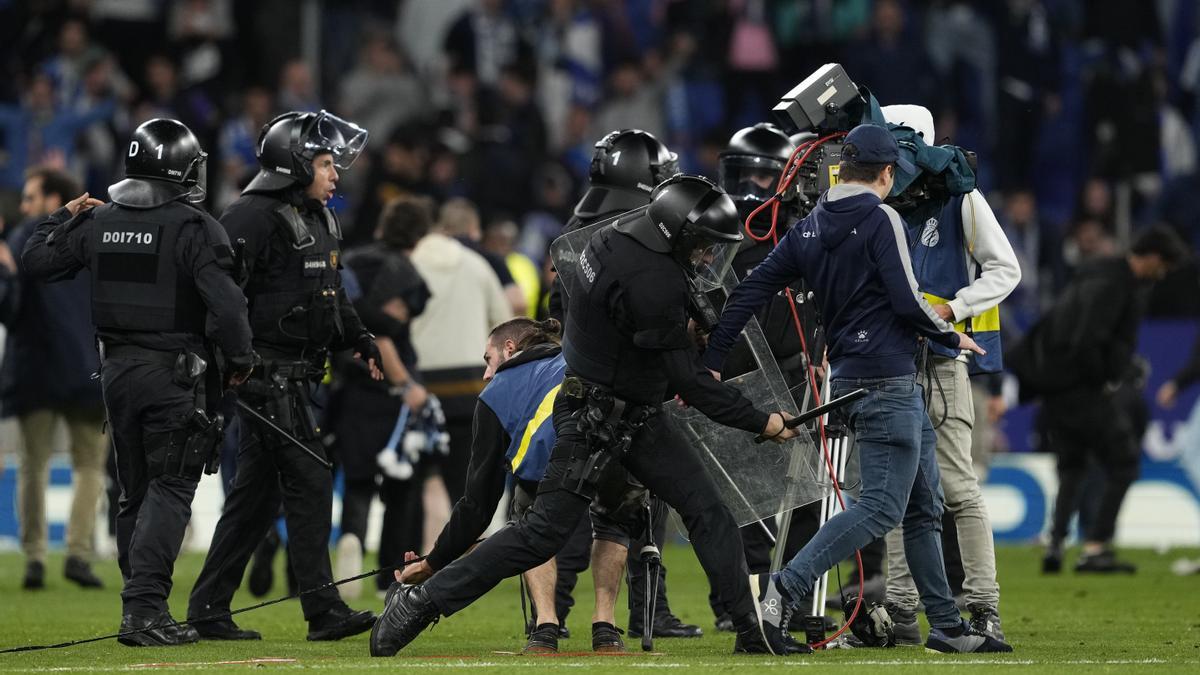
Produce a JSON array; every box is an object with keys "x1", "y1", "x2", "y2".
[
  {"x1": 185, "y1": 151, "x2": 208, "y2": 203},
  {"x1": 718, "y1": 154, "x2": 786, "y2": 204},
  {"x1": 306, "y1": 111, "x2": 369, "y2": 169},
  {"x1": 689, "y1": 238, "x2": 738, "y2": 292}
]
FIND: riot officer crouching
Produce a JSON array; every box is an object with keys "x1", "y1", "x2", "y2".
[
  {"x1": 186, "y1": 110, "x2": 382, "y2": 641},
  {"x1": 370, "y1": 176, "x2": 802, "y2": 658},
  {"x1": 22, "y1": 118, "x2": 257, "y2": 646}
]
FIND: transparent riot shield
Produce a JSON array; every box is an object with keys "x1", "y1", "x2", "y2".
[{"x1": 550, "y1": 219, "x2": 829, "y2": 526}]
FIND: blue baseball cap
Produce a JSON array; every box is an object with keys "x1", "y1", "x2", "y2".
[{"x1": 842, "y1": 124, "x2": 915, "y2": 175}]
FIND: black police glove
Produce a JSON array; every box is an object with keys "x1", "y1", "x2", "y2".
[
  {"x1": 354, "y1": 333, "x2": 382, "y2": 373},
  {"x1": 227, "y1": 350, "x2": 261, "y2": 387}
]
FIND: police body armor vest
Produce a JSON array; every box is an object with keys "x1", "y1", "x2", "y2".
[
  {"x1": 905, "y1": 194, "x2": 1003, "y2": 374},
  {"x1": 245, "y1": 201, "x2": 344, "y2": 351},
  {"x1": 89, "y1": 201, "x2": 207, "y2": 334},
  {"x1": 478, "y1": 351, "x2": 567, "y2": 483},
  {"x1": 562, "y1": 228, "x2": 673, "y2": 406}
]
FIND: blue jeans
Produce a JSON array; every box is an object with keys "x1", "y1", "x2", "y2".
[{"x1": 776, "y1": 374, "x2": 960, "y2": 630}]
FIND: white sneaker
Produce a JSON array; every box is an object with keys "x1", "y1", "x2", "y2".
[
  {"x1": 1171, "y1": 557, "x2": 1200, "y2": 576},
  {"x1": 336, "y1": 534, "x2": 364, "y2": 600}
]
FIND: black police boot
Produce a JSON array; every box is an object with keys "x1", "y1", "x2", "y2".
[
  {"x1": 22, "y1": 560, "x2": 45, "y2": 590},
  {"x1": 591, "y1": 622, "x2": 627, "y2": 653},
  {"x1": 714, "y1": 613, "x2": 736, "y2": 632},
  {"x1": 191, "y1": 617, "x2": 262, "y2": 641},
  {"x1": 117, "y1": 612, "x2": 200, "y2": 647},
  {"x1": 523, "y1": 623, "x2": 560, "y2": 654},
  {"x1": 64, "y1": 556, "x2": 104, "y2": 589},
  {"x1": 732, "y1": 615, "x2": 774, "y2": 655},
  {"x1": 307, "y1": 603, "x2": 377, "y2": 641},
  {"x1": 1074, "y1": 549, "x2": 1137, "y2": 574},
  {"x1": 370, "y1": 583, "x2": 440, "y2": 656}
]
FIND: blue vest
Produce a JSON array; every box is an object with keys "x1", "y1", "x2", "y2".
[
  {"x1": 478, "y1": 352, "x2": 566, "y2": 483},
  {"x1": 905, "y1": 194, "x2": 1003, "y2": 374}
]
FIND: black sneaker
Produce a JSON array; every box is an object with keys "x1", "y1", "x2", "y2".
[
  {"x1": 628, "y1": 613, "x2": 703, "y2": 639},
  {"x1": 64, "y1": 556, "x2": 104, "y2": 589},
  {"x1": 118, "y1": 612, "x2": 200, "y2": 647},
  {"x1": 967, "y1": 604, "x2": 1005, "y2": 642},
  {"x1": 926, "y1": 619, "x2": 1013, "y2": 653},
  {"x1": 523, "y1": 622, "x2": 559, "y2": 654},
  {"x1": 591, "y1": 622, "x2": 626, "y2": 653},
  {"x1": 307, "y1": 603, "x2": 377, "y2": 641},
  {"x1": 370, "y1": 583, "x2": 440, "y2": 656},
  {"x1": 191, "y1": 617, "x2": 262, "y2": 641},
  {"x1": 749, "y1": 573, "x2": 791, "y2": 655},
  {"x1": 1075, "y1": 550, "x2": 1137, "y2": 574},
  {"x1": 22, "y1": 560, "x2": 45, "y2": 590},
  {"x1": 1042, "y1": 542, "x2": 1063, "y2": 574}
]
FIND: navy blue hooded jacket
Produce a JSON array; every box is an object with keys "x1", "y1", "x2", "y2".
[{"x1": 703, "y1": 183, "x2": 960, "y2": 380}]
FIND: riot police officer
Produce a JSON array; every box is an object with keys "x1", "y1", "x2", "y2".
[
  {"x1": 22, "y1": 118, "x2": 257, "y2": 646},
  {"x1": 371, "y1": 175, "x2": 802, "y2": 658},
  {"x1": 187, "y1": 110, "x2": 381, "y2": 641},
  {"x1": 548, "y1": 129, "x2": 701, "y2": 642}
]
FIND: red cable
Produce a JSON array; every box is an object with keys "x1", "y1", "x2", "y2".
[{"x1": 747, "y1": 131, "x2": 864, "y2": 649}]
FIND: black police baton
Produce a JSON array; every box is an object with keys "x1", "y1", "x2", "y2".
[
  {"x1": 233, "y1": 397, "x2": 333, "y2": 469},
  {"x1": 754, "y1": 388, "x2": 868, "y2": 444}
]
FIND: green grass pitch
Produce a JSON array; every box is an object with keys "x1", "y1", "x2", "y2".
[{"x1": 1, "y1": 545, "x2": 1198, "y2": 673}]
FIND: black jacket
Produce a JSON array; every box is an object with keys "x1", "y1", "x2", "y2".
[{"x1": 0, "y1": 216, "x2": 102, "y2": 416}]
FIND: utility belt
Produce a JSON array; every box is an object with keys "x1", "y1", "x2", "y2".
[
  {"x1": 544, "y1": 376, "x2": 657, "y2": 498},
  {"x1": 99, "y1": 342, "x2": 224, "y2": 478},
  {"x1": 236, "y1": 358, "x2": 326, "y2": 443}
]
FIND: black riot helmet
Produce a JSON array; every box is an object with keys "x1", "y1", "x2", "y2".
[
  {"x1": 614, "y1": 175, "x2": 742, "y2": 290},
  {"x1": 573, "y1": 129, "x2": 679, "y2": 220},
  {"x1": 108, "y1": 118, "x2": 207, "y2": 208},
  {"x1": 245, "y1": 110, "x2": 368, "y2": 192},
  {"x1": 718, "y1": 123, "x2": 795, "y2": 224}
]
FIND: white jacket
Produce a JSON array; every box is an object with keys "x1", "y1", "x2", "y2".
[{"x1": 410, "y1": 233, "x2": 513, "y2": 372}]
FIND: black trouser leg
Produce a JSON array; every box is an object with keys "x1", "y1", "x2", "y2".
[
  {"x1": 1049, "y1": 424, "x2": 1089, "y2": 544},
  {"x1": 103, "y1": 358, "x2": 201, "y2": 617},
  {"x1": 553, "y1": 511, "x2": 593, "y2": 624},
  {"x1": 189, "y1": 420, "x2": 283, "y2": 620},
  {"x1": 272, "y1": 433, "x2": 341, "y2": 619},
  {"x1": 377, "y1": 472, "x2": 425, "y2": 591},
  {"x1": 623, "y1": 417, "x2": 755, "y2": 624},
  {"x1": 940, "y1": 512, "x2": 965, "y2": 596},
  {"x1": 1088, "y1": 427, "x2": 1140, "y2": 543},
  {"x1": 340, "y1": 477, "x2": 375, "y2": 545}
]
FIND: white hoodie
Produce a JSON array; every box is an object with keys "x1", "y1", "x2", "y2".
[{"x1": 410, "y1": 232, "x2": 513, "y2": 372}]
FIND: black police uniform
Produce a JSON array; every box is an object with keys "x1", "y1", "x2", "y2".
[
  {"x1": 187, "y1": 187, "x2": 373, "y2": 631},
  {"x1": 22, "y1": 195, "x2": 252, "y2": 629},
  {"x1": 375, "y1": 216, "x2": 772, "y2": 651}
]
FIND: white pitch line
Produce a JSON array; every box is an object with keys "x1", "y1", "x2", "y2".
[{"x1": 3, "y1": 657, "x2": 1196, "y2": 672}]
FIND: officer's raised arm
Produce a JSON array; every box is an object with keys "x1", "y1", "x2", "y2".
[{"x1": 21, "y1": 193, "x2": 102, "y2": 282}]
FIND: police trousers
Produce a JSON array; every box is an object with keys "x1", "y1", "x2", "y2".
[
  {"x1": 102, "y1": 356, "x2": 201, "y2": 617},
  {"x1": 422, "y1": 394, "x2": 757, "y2": 625},
  {"x1": 188, "y1": 392, "x2": 341, "y2": 622}
]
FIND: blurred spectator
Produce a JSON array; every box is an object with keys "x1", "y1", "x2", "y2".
[
  {"x1": 335, "y1": 196, "x2": 434, "y2": 595},
  {"x1": 216, "y1": 86, "x2": 273, "y2": 209},
  {"x1": 517, "y1": 161, "x2": 575, "y2": 266},
  {"x1": 1061, "y1": 217, "x2": 1117, "y2": 278},
  {"x1": 443, "y1": 0, "x2": 532, "y2": 88},
  {"x1": 410, "y1": 196, "x2": 512, "y2": 505},
  {"x1": 535, "y1": 0, "x2": 603, "y2": 151},
  {"x1": 1000, "y1": 188, "x2": 1062, "y2": 331},
  {"x1": 1075, "y1": 176, "x2": 1116, "y2": 228},
  {"x1": 168, "y1": 0, "x2": 235, "y2": 89},
  {"x1": 722, "y1": 0, "x2": 780, "y2": 129},
  {"x1": 0, "y1": 72, "x2": 116, "y2": 192},
  {"x1": 0, "y1": 167, "x2": 107, "y2": 590},
  {"x1": 475, "y1": 64, "x2": 547, "y2": 218},
  {"x1": 139, "y1": 54, "x2": 219, "y2": 149},
  {"x1": 483, "y1": 218, "x2": 540, "y2": 318},
  {"x1": 354, "y1": 129, "x2": 431, "y2": 247},
  {"x1": 338, "y1": 33, "x2": 429, "y2": 145},
  {"x1": 71, "y1": 54, "x2": 129, "y2": 197},
  {"x1": 438, "y1": 197, "x2": 526, "y2": 317},
  {"x1": 591, "y1": 33, "x2": 693, "y2": 142},
  {"x1": 842, "y1": 0, "x2": 940, "y2": 114},
  {"x1": 277, "y1": 58, "x2": 321, "y2": 113},
  {"x1": 990, "y1": 0, "x2": 1060, "y2": 190}
]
